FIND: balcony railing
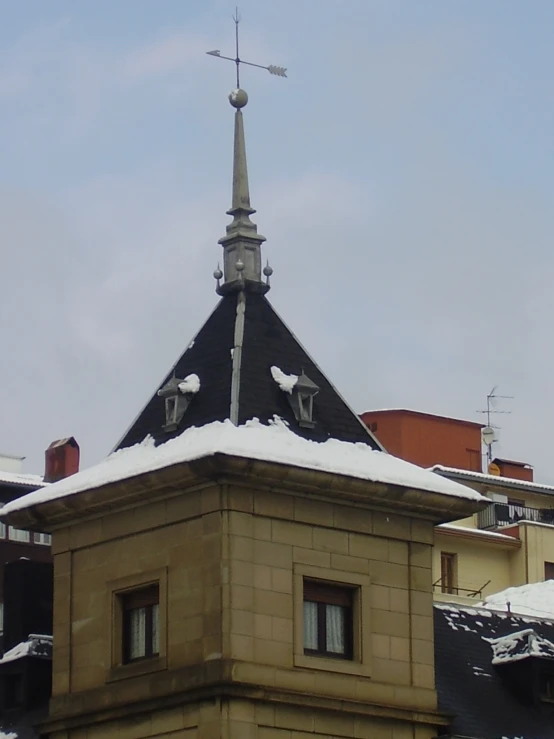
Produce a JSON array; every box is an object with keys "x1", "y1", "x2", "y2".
[
  {"x1": 478, "y1": 502, "x2": 554, "y2": 530},
  {"x1": 433, "y1": 579, "x2": 491, "y2": 599}
]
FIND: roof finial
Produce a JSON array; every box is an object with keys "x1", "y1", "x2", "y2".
[{"x1": 206, "y1": 10, "x2": 287, "y2": 295}]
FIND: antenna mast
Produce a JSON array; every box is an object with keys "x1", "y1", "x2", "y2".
[{"x1": 477, "y1": 386, "x2": 514, "y2": 467}]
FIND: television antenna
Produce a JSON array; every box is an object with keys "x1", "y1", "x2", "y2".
[{"x1": 477, "y1": 385, "x2": 514, "y2": 466}]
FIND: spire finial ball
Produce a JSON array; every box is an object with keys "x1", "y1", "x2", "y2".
[{"x1": 229, "y1": 88, "x2": 248, "y2": 108}]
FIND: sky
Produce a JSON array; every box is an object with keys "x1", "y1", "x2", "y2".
[{"x1": 1, "y1": 1, "x2": 554, "y2": 480}]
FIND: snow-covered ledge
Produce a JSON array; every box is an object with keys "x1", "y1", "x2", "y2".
[{"x1": 1, "y1": 417, "x2": 489, "y2": 530}]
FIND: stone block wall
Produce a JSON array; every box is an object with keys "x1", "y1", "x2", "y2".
[{"x1": 47, "y1": 477, "x2": 442, "y2": 737}]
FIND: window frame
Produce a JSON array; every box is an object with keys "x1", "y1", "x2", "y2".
[
  {"x1": 293, "y1": 563, "x2": 372, "y2": 678},
  {"x1": 33, "y1": 532, "x2": 52, "y2": 546},
  {"x1": 8, "y1": 527, "x2": 30, "y2": 543},
  {"x1": 4, "y1": 673, "x2": 24, "y2": 710},
  {"x1": 303, "y1": 579, "x2": 354, "y2": 660},
  {"x1": 440, "y1": 551, "x2": 457, "y2": 594},
  {"x1": 107, "y1": 568, "x2": 167, "y2": 682},
  {"x1": 121, "y1": 584, "x2": 160, "y2": 663},
  {"x1": 540, "y1": 671, "x2": 554, "y2": 703}
]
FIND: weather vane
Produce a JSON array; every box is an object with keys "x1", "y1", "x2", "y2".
[{"x1": 206, "y1": 7, "x2": 287, "y2": 88}]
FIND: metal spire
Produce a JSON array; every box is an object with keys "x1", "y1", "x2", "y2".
[{"x1": 207, "y1": 9, "x2": 287, "y2": 295}]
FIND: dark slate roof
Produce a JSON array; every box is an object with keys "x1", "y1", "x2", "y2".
[
  {"x1": 116, "y1": 292, "x2": 379, "y2": 450},
  {"x1": 435, "y1": 603, "x2": 554, "y2": 739},
  {"x1": 0, "y1": 705, "x2": 47, "y2": 738}
]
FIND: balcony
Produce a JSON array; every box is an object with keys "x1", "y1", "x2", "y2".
[
  {"x1": 432, "y1": 580, "x2": 491, "y2": 599},
  {"x1": 478, "y1": 502, "x2": 554, "y2": 530}
]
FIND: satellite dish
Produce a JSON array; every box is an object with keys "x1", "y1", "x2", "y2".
[{"x1": 482, "y1": 426, "x2": 496, "y2": 446}]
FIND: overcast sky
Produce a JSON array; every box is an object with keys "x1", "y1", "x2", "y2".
[{"x1": 1, "y1": 1, "x2": 553, "y2": 481}]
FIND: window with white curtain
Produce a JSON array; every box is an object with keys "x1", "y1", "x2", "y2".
[
  {"x1": 121, "y1": 585, "x2": 160, "y2": 663},
  {"x1": 0, "y1": 523, "x2": 5, "y2": 539},
  {"x1": 34, "y1": 533, "x2": 52, "y2": 546},
  {"x1": 303, "y1": 579, "x2": 353, "y2": 659},
  {"x1": 8, "y1": 527, "x2": 30, "y2": 543}
]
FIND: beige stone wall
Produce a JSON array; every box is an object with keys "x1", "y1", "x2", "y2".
[
  {"x1": 226, "y1": 486, "x2": 437, "y2": 712},
  {"x1": 52, "y1": 486, "x2": 224, "y2": 697},
  {"x1": 49, "y1": 480, "x2": 444, "y2": 737},
  {"x1": 50, "y1": 697, "x2": 440, "y2": 739}
]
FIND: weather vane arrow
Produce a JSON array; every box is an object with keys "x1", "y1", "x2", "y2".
[{"x1": 206, "y1": 8, "x2": 287, "y2": 88}]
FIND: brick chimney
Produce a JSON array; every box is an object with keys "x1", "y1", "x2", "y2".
[
  {"x1": 44, "y1": 437, "x2": 80, "y2": 483},
  {"x1": 492, "y1": 457, "x2": 534, "y2": 482}
]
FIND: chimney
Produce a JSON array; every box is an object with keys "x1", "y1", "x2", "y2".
[
  {"x1": 492, "y1": 457, "x2": 534, "y2": 483},
  {"x1": 44, "y1": 437, "x2": 80, "y2": 483}
]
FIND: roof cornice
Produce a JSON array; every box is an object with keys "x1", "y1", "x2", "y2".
[{"x1": 3, "y1": 453, "x2": 488, "y2": 531}]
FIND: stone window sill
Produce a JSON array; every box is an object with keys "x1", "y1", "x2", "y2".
[
  {"x1": 294, "y1": 652, "x2": 371, "y2": 677},
  {"x1": 107, "y1": 655, "x2": 167, "y2": 683}
]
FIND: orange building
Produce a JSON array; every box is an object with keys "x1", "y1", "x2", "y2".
[{"x1": 359, "y1": 409, "x2": 484, "y2": 471}]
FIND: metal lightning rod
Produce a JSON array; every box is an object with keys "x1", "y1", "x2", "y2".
[{"x1": 206, "y1": 8, "x2": 287, "y2": 82}]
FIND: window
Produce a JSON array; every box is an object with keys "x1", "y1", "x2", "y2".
[
  {"x1": 540, "y1": 672, "x2": 554, "y2": 702},
  {"x1": 8, "y1": 527, "x2": 30, "y2": 543},
  {"x1": 303, "y1": 579, "x2": 353, "y2": 660},
  {"x1": 0, "y1": 602, "x2": 4, "y2": 632},
  {"x1": 34, "y1": 533, "x2": 52, "y2": 546},
  {"x1": 440, "y1": 552, "x2": 457, "y2": 594},
  {"x1": 4, "y1": 674, "x2": 23, "y2": 709},
  {"x1": 545, "y1": 562, "x2": 554, "y2": 581},
  {"x1": 0, "y1": 523, "x2": 5, "y2": 539},
  {"x1": 121, "y1": 585, "x2": 160, "y2": 663}
]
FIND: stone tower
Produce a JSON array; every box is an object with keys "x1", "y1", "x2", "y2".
[{"x1": 3, "y1": 79, "x2": 487, "y2": 739}]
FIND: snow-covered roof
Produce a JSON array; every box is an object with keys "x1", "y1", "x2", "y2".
[
  {"x1": 479, "y1": 581, "x2": 554, "y2": 620},
  {"x1": 487, "y1": 628, "x2": 554, "y2": 665},
  {"x1": 0, "y1": 634, "x2": 52, "y2": 664},
  {"x1": 0, "y1": 470, "x2": 44, "y2": 489},
  {"x1": 1, "y1": 418, "x2": 487, "y2": 516},
  {"x1": 431, "y1": 464, "x2": 554, "y2": 497},
  {"x1": 435, "y1": 602, "x2": 554, "y2": 738},
  {"x1": 437, "y1": 523, "x2": 519, "y2": 543}
]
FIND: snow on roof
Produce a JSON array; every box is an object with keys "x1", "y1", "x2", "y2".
[
  {"x1": 0, "y1": 732, "x2": 17, "y2": 739},
  {"x1": 1, "y1": 417, "x2": 488, "y2": 516},
  {"x1": 270, "y1": 366, "x2": 298, "y2": 394},
  {"x1": 431, "y1": 464, "x2": 554, "y2": 496},
  {"x1": 178, "y1": 374, "x2": 200, "y2": 394},
  {"x1": 479, "y1": 581, "x2": 554, "y2": 620},
  {"x1": 0, "y1": 470, "x2": 44, "y2": 489},
  {"x1": 437, "y1": 523, "x2": 518, "y2": 542},
  {"x1": 486, "y1": 628, "x2": 554, "y2": 665},
  {"x1": 0, "y1": 634, "x2": 52, "y2": 664}
]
